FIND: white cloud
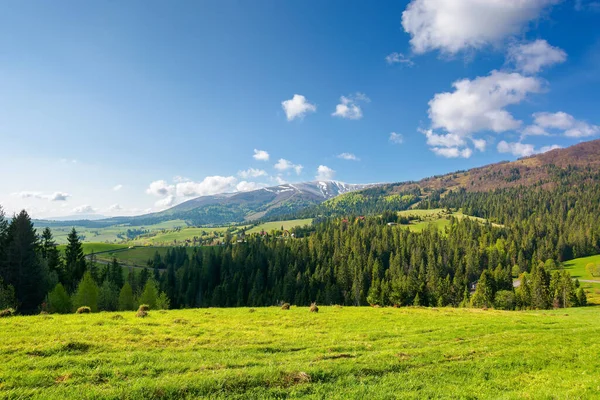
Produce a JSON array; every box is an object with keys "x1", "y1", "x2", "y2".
[
  {"x1": 531, "y1": 111, "x2": 599, "y2": 138},
  {"x1": 72, "y1": 205, "x2": 96, "y2": 214},
  {"x1": 11, "y1": 191, "x2": 70, "y2": 201},
  {"x1": 521, "y1": 124, "x2": 550, "y2": 137},
  {"x1": 236, "y1": 181, "x2": 267, "y2": 192},
  {"x1": 272, "y1": 175, "x2": 287, "y2": 185},
  {"x1": 175, "y1": 176, "x2": 238, "y2": 197},
  {"x1": 422, "y1": 129, "x2": 466, "y2": 148},
  {"x1": 337, "y1": 152, "x2": 359, "y2": 161},
  {"x1": 316, "y1": 165, "x2": 336, "y2": 181},
  {"x1": 332, "y1": 93, "x2": 370, "y2": 120},
  {"x1": 389, "y1": 132, "x2": 404, "y2": 144},
  {"x1": 472, "y1": 138, "x2": 487, "y2": 152},
  {"x1": 253, "y1": 149, "x2": 270, "y2": 161},
  {"x1": 108, "y1": 204, "x2": 122, "y2": 211},
  {"x1": 238, "y1": 168, "x2": 267, "y2": 179},
  {"x1": 507, "y1": 40, "x2": 567, "y2": 74},
  {"x1": 385, "y1": 52, "x2": 414, "y2": 66},
  {"x1": 282, "y1": 94, "x2": 316, "y2": 121},
  {"x1": 540, "y1": 144, "x2": 562, "y2": 153},
  {"x1": 428, "y1": 70, "x2": 544, "y2": 136},
  {"x1": 274, "y1": 158, "x2": 303, "y2": 175},
  {"x1": 112, "y1": 184, "x2": 123, "y2": 191},
  {"x1": 402, "y1": 0, "x2": 558, "y2": 55},
  {"x1": 155, "y1": 195, "x2": 176, "y2": 209},
  {"x1": 431, "y1": 147, "x2": 472, "y2": 158},
  {"x1": 146, "y1": 180, "x2": 175, "y2": 197}
]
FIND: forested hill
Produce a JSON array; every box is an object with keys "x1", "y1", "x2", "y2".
[{"x1": 292, "y1": 139, "x2": 600, "y2": 218}]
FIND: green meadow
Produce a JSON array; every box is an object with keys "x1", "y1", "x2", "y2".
[
  {"x1": 396, "y1": 209, "x2": 498, "y2": 232},
  {"x1": 1, "y1": 306, "x2": 599, "y2": 399},
  {"x1": 562, "y1": 254, "x2": 600, "y2": 304}
]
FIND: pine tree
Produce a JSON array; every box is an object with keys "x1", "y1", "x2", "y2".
[
  {"x1": 5, "y1": 211, "x2": 46, "y2": 314},
  {"x1": 40, "y1": 227, "x2": 62, "y2": 278},
  {"x1": 72, "y1": 271, "x2": 99, "y2": 312},
  {"x1": 0, "y1": 277, "x2": 16, "y2": 310},
  {"x1": 108, "y1": 258, "x2": 124, "y2": 289},
  {"x1": 471, "y1": 270, "x2": 495, "y2": 308},
  {"x1": 47, "y1": 283, "x2": 72, "y2": 314},
  {"x1": 64, "y1": 228, "x2": 86, "y2": 292},
  {"x1": 118, "y1": 282, "x2": 135, "y2": 310}
]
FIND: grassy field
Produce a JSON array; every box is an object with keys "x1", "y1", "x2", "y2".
[
  {"x1": 562, "y1": 254, "x2": 600, "y2": 304},
  {"x1": 57, "y1": 243, "x2": 130, "y2": 255},
  {"x1": 1, "y1": 306, "x2": 599, "y2": 399},
  {"x1": 44, "y1": 220, "x2": 189, "y2": 245},
  {"x1": 94, "y1": 246, "x2": 202, "y2": 266},
  {"x1": 396, "y1": 209, "x2": 497, "y2": 232},
  {"x1": 245, "y1": 218, "x2": 314, "y2": 234}
]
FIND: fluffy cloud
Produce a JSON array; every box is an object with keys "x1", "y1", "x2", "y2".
[
  {"x1": 429, "y1": 70, "x2": 544, "y2": 136},
  {"x1": 253, "y1": 149, "x2": 270, "y2": 161},
  {"x1": 529, "y1": 111, "x2": 600, "y2": 138},
  {"x1": 497, "y1": 141, "x2": 561, "y2": 157},
  {"x1": 385, "y1": 52, "x2": 414, "y2": 66},
  {"x1": 422, "y1": 129, "x2": 466, "y2": 148},
  {"x1": 108, "y1": 204, "x2": 122, "y2": 211},
  {"x1": 72, "y1": 205, "x2": 96, "y2": 214},
  {"x1": 431, "y1": 147, "x2": 473, "y2": 158},
  {"x1": 315, "y1": 165, "x2": 336, "y2": 181},
  {"x1": 472, "y1": 138, "x2": 487, "y2": 152},
  {"x1": 155, "y1": 195, "x2": 176, "y2": 209},
  {"x1": 175, "y1": 176, "x2": 238, "y2": 197},
  {"x1": 112, "y1": 184, "x2": 123, "y2": 191},
  {"x1": 337, "y1": 152, "x2": 359, "y2": 161},
  {"x1": 507, "y1": 40, "x2": 567, "y2": 74},
  {"x1": 402, "y1": 0, "x2": 557, "y2": 55},
  {"x1": 236, "y1": 181, "x2": 267, "y2": 192},
  {"x1": 145, "y1": 180, "x2": 175, "y2": 197},
  {"x1": 521, "y1": 124, "x2": 550, "y2": 137},
  {"x1": 238, "y1": 168, "x2": 267, "y2": 179},
  {"x1": 282, "y1": 94, "x2": 316, "y2": 121},
  {"x1": 332, "y1": 93, "x2": 370, "y2": 120},
  {"x1": 11, "y1": 191, "x2": 70, "y2": 201},
  {"x1": 274, "y1": 159, "x2": 303, "y2": 175},
  {"x1": 389, "y1": 132, "x2": 404, "y2": 144}
]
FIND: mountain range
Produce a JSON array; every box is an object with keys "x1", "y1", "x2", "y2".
[{"x1": 36, "y1": 139, "x2": 600, "y2": 227}]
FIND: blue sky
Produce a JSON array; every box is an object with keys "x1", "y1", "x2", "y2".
[{"x1": 1, "y1": 0, "x2": 599, "y2": 218}]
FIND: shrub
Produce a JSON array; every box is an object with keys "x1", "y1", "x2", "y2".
[
  {"x1": 138, "y1": 304, "x2": 150, "y2": 312},
  {"x1": 0, "y1": 308, "x2": 15, "y2": 318},
  {"x1": 310, "y1": 302, "x2": 319, "y2": 313},
  {"x1": 281, "y1": 303, "x2": 290, "y2": 310},
  {"x1": 136, "y1": 310, "x2": 148, "y2": 318},
  {"x1": 494, "y1": 290, "x2": 516, "y2": 310},
  {"x1": 76, "y1": 306, "x2": 91, "y2": 314}
]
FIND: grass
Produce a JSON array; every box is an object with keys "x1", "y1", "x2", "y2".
[
  {"x1": 57, "y1": 243, "x2": 129, "y2": 255},
  {"x1": 562, "y1": 254, "x2": 600, "y2": 304},
  {"x1": 245, "y1": 219, "x2": 313, "y2": 235},
  {"x1": 94, "y1": 246, "x2": 202, "y2": 266},
  {"x1": 396, "y1": 209, "x2": 498, "y2": 233},
  {"x1": 1, "y1": 306, "x2": 599, "y2": 399}
]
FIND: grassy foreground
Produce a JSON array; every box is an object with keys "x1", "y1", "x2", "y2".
[{"x1": 1, "y1": 307, "x2": 599, "y2": 399}]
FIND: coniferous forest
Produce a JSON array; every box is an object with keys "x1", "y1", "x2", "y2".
[{"x1": 2, "y1": 162, "x2": 599, "y2": 314}]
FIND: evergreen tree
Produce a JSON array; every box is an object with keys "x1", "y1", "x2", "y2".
[
  {"x1": 108, "y1": 258, "x2": 124, "y2": 289},
  {"x1": 72, "y1": 271, "x2": 99, "y2": 312},
  {"x1": 40, "y1": 227, "x2": 62, "y2": 279},
  {"x1": 0, "y1": 277, "x2": 16, "y2": 310},
  {"x1": 471, "y1": 270, "x2": 495, "y2": 308},
  {"x1": 4, "y1": 211, "x2": 46, "y2": 314},
  {"x1": 118, "y1": 282, "x2": 135, "y2": 311},
  {"x1": 64, "y1": 228, "x2": 86, "y2": 292},
  {"x1": 139, "y1": 279, "x2": 159, "y2": 309},
  {"x1": 98, "y1": 280, "x2": 119, "y2": 311},
  {"x1": 47, "y1": 283, "x2": 72, "y2": 314}
]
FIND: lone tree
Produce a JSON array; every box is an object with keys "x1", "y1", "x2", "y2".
[
  {"x1": 48, "y1": 283, "x2": 72, "y2": 314},
  {"x1": 72, "y1": 271, "x2": 99, "y2": 312}
]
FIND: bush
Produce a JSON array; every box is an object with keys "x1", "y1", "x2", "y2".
[
  {"x1": 494, "y1": 290, "x2": 516, "y2": 310},
  {"x1": 76, "y1": 306, "x2": 91, "y2": 314},
  {"x1": 138, "y1": 304, "x2": 150, "y2": 312},
  {"x1": 310, "y1": 302, "x2": 319, "y2": 313},
  {"x1": 281, "y1": 303, "x2": 290, "y2": 310},
  {"x1": 0, "y1": 308, "x2": 15, "y2": 318},
  {"x1": 0, "y1": 278, "x2": 16, "y2": 310},
  {"x1": 136, "y1": 310, "x2": 148, "y2": 318}
]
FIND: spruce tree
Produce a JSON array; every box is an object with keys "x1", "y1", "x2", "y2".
[
  {"x1": 138, "y1": 279, "x2": 159, "y2": 309},
  {"x1": 64, "y1": 228, "x2": 86, "y2": 292},
  {"x1": 98, "y1": 280, "x2": 118, "y2": 311}
]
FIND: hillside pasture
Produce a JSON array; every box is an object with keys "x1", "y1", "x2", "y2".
[
  {"x1": 395, "y1": 209, "x2": 498, "y2": 233},
  {"x1": 0, "y1": 307, "x2": 599, "y2": 399},
  {"x1": 562, "y1": 255, "x2": 600, "y2": 304}
]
